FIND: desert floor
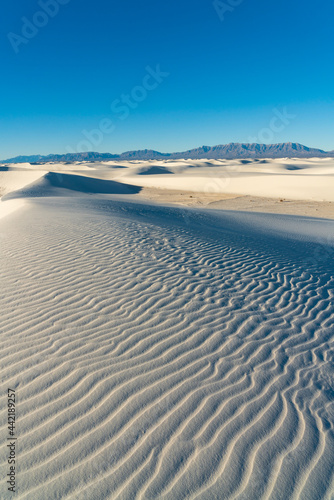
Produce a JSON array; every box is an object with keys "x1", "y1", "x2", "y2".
[{"x1": 0, "y1": 159, "x2": 333, "y2": 499}]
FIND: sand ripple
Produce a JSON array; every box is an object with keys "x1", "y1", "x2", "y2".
[{"x1": 0, "y1": 198, "x2": 333, "y2": 499}]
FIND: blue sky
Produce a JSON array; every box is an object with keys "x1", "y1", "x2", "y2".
[{"x1": 1, "y1": 0, "x2": 333, "y2": 158}]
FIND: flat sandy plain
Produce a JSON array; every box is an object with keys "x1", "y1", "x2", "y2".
[{"x1": 0, "y1": 158, "x2": 333, "y2": 499}]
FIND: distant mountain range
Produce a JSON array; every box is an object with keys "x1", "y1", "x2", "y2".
[{"x1": 2, "y1": 143, "x2": 334, "y2": 163}]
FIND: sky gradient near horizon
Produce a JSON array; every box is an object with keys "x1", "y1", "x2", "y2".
[{"x1": 1, "y1": 0, "x2": 334, "y2": 159}]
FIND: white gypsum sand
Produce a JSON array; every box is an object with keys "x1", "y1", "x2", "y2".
[{"x1": 0, "y1": 160, "x2": 333, "y2": 499}]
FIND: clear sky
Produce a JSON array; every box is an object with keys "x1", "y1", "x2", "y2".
[{"x1": 1, "y1": 0, "x2": 333, "y2": 158}]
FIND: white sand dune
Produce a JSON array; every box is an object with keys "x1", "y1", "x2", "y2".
[
  {"x1": 0, "y1": 169, "x2": 46, "y2": 219},
  {"x1": 0, "y1": 170, "x2": 46, "y2": 197},
  {"x1": 3, "y1": 172, "x2": 141, "y2": 199},
  {"x1": 0, "y1": 161, "x2": 334, "y2": 499},
  {"x1": 112, "y1": 158, "x2": 334, "y2": 202}
]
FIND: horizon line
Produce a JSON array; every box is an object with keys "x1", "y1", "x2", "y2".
[{"x1": 2, "y1": 141, "x2": 334, "y2": 162}]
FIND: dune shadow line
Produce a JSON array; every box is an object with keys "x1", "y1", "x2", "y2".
[{"x1": 3, "y1": 172, "x2": 142, "y2": 199}]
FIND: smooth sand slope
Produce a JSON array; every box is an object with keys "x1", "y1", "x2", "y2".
[{"x1": 0, "y1": 162, "x2": 334, "y2": 499}]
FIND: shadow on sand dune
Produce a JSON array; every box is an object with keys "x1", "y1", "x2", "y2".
[
  {"x1": 137, "y1": 166, "x2": 174, "y2": 175},
  {"x1": 3, "y1": 172, "x2": 142, "y2": 199}
]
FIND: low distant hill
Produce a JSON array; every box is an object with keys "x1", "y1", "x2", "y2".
[
  {"x1": 2, "y1": 143, "x2": 333, "y2": 163},
  {"x1": 1, "y1": 152, "x2": 118, "y2": 164}
]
